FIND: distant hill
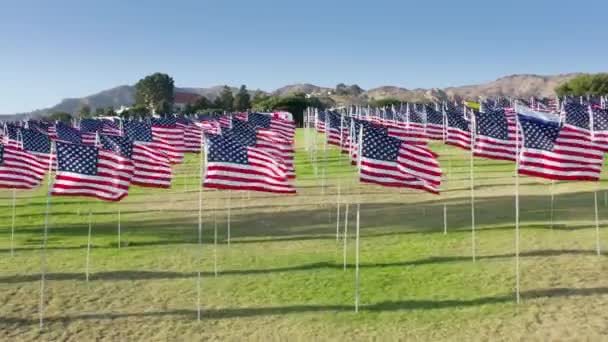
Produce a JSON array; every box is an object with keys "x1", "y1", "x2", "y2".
[{"x1": 1, "y1": 73, "x2": 592, "y2": 118}]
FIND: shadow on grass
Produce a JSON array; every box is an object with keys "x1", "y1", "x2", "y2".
[
  {"x1": 1, "y1": 286, "x2": 607, "y2": 326},
  {"x1": 0, "y1": 249, "x2": 600, "y2": 284}
]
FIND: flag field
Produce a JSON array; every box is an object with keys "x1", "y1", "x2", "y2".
[{"x1": 1, "y1": 128, "x2": 608, "y2": 340}]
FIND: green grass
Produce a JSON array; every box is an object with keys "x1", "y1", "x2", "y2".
[{"x1": 1, "y1": 129, "x2": 608, "y2": 340}]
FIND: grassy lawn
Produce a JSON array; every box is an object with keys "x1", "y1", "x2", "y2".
[{"x1": 1, "y1": 129, "x2": 608, "y2": 340}]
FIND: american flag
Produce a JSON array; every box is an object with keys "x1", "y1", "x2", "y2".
[
  {"x1": 218, "y1": 115, "x2": 232, "y2": 128},
  {"x1": 359, "y1": 128, "x2": 441, "y2": 194},
  {"x1": 51, "y1": 141, "x2": 134, "y2": 201},
  {"x1": 230, "y1": 119, "x2": 295, "y2": 178},
  {"x1": 326, "y1": 112, "x2": 344, "y2": 146},
  {"x1": 55, "y1": 123, "x2": 96, "y2": 145},
  {"x1": 101, "y1": 119, "x2": 122, "y2": 135},
  {"x1": 425, "y1": 104, "x2": 445, "y2": 140},
  {"x1": 473, "y1": 107, "x2": 516, "y2": 161},
  {"x1": 517, "y1": 108, "x2": 603, "y2": 181},
  {"x1": 21, "y1": 128, "x2": 54, "y2": 167},
  {"x1": 80, "y1": 118, "x2": 104, "y2": 134},
  {"x1": 385, "y1": 106, "x2": 428, "y2": 145},
  {"x1": 315, "y1": 111, "x2": 326, "y2": 133},
  {"x1": 2, "y1": 123, "x2": 21, "y2": 147},
  {"x1": 445, "y1": 107, "x2": 471, "y2": 150},
  {"x1": 203, "y1": 133, "x2": 295, "y2": 194},
  {"x1": 591, "y1": 106, "x2": 608, "y2": 151},
  {"x1": 100, "y1": 134, "x2": 172, "y2": 188},
  {"x1": 177, "y1": 117, "x2": 203, "y2": 153},
  {"x1": 249, "y1": 112, "x2": 295, "y2": 142},
  {"x1": 0, "y1": 143, "x2": 48, "y2": 189},
  {"x1": 150, "y1": 117, "x2": 185, "y2": 164},
  {"x1": 196, "y1": 120, "x2": 222, "y2": 135}
]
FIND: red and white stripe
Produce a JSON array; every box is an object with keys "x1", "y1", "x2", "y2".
[
  {"x1": 151, "y1": 125, "x2": 184, "y2": 164},
  {"x1": 131, "y1": 142, "x2": 173, "y2": 188},
  {"x1": 51, "y1": 148, "x2": 134, "y2": 201},
  {"x1": 0, "y1": 144, "x2": 47, "y2": 189},
  {"x1": 204, "y1": 146, "x2": 295, "y2": 194}
]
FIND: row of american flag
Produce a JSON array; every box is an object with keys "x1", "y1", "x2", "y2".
[
  {"x1": 0, "y1": 112, "x2": 297, "y2": 200},
  {"x1": 1, "y1": 96, "x2": 608, "y2": 201},
  {"x1": 311, "y1": 96, "x2": 608, "y2": 193}
]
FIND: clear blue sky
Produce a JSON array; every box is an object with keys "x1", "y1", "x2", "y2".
[{"x1": 1, "y1": 0, "x2": 606, "y2": 113}]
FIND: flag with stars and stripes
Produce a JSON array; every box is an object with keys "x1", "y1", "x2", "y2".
[
  {"x1": 51, "y1": 141, "x2": 134, "y2": 201},
  {"x1": 591, "y1": 106, "x2": 608, "y2": 151},
  {"x1": 386, "y1": 105, "x2": 428, "y2": 144},
  {"x1": 359, "y1": 128, "x2": 441, "y2": 194},
  {"x1": 315, "y1": 111, "x2": 326, "y2": 133},
  {"x1": 0, "y1": 143, "x2": 48, "y2": 189},
  {"x1": 248, "y1": 112, "x2": 295, "y2": 142},
  {"x1": 517, "y1": 108, "x2": 603, "y2": 181},
  {"x1": 425, "y1": 104, "x2": 445, "y2": 140},
  {"x1": 326, "y1": 112, "x2": 344, "y2": 146},
  {"x1": 203, "y1": 133, "x2": 295, "y2": 194},
  {"x1": 177, "y1": 117, "x2": 203, "y2": 153},
  {"x1": 445, "y1": 107, "x2": 471, "y2": 150},
  {"x1": 100, "y1": 134, "x2": 172, "y2": 188},
  {"x1": 21, "y1": 128, "x2": 54, "y2": 167},
  {"x1": 101, "y1": 119, "x2": 122, "y2": 136},
  {"x1": 150, "y1": 117, "x2": 185, "y2": 164},
  {"x1": 55, "y1": 123, "x2": 96, "y2": 145},
  {"x1": 229, "y1": 119, "x2": 295, "y2": 178},
  {"x1": 473, "y1": 107, "x2": 516, "y2": 161}
]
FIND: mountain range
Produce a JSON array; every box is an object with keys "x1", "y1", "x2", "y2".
[{"x1": 1, "y1": 73, "x2": 583, "y2": 120}]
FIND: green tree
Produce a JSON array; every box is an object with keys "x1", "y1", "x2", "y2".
[
  {"x1": 555, "y1": 73, "x2": 608, "y2": 96},
  {"x1": 192, "y1": 96, "x2": 211, "y2": 112},
  {"x1": 217, "y1": 86, "x2": 234, "y2": 111},
  {"x1": 233, "y1": 85, "x2": 251, "y2": 111},
  {"x1": 94, "y1": 107, "x2": 105, "y2": 117},
  {"x1": 78, "y1": 104, "x2": 92, "y2": 118},
  {"x1": 105, "y1": 106, "x2": 116, "y2": 116},
  {"x1": 48, "y1": 112, "x2": 72, "y2": 123},
  {"x1": 128, "y1": 105, "x2": 149, "y2": 119},
  {"x1": 273, "y1": 93, "x2": 309, "y2": 126},
  {"x1": 134, "y1": 72, "x2": 175, "y2": 115}
]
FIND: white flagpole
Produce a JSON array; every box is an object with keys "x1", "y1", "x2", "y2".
[
  {"x1": 10, "y1": 188, "x2": 16, "y2": 257},
  {"x1": 214, "y1": 191, "x2": 218, "y2": 278},
  {"x1": 549, "y1": 180, "x2": 555, "y2": 229},
  {"x1": 469, "y1": 107, "x2": 476, "y2": 262},
  {"x1": 117, "y1": 207, "x2": 121, "y2": 249},
  {"x1": 85, "y1": 209, "x2": 92, "y2": 282},
  {"x1": 442, "y1": 104, "x2": 449, "y2": 235},
  {"x1": 227, "y1": 191, "x2": 232, "y2": 245},
  {"x1": 197, "y1": 134, "x2": 207, "y2": 321},
  {"x1": 336, "y1": 183, "x2": 341, "y2": 241},
  {"x1": 343, "y1": 203, "x2": 349, "y2": 270},
  {"x1": 514, "y1": 105, "x2": 521, "y2": 304},
  {"x1": 590, "y1": 105, "x2": 601, "y2": 256},
  {"x1": 39, "y1": 142, "x2": 55, "y2": 329},
  {"x1": 354, "y1": 202, "x2": 361, "y2": 313}
]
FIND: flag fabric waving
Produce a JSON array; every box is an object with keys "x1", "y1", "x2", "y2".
[
  {"x1": 150, "y1": 117, "x2": 185, "y2": 164},
  {"x1": 473, "y1": 107, "x2": 516, "y2": 161},
  {"x1": 517, "y1": 108, "x2": 603, "y2": 181},
  {"x1": 249, "y1": 112, "x2": 295, "y2": 142},
  {"x1": 100, "y1": 134, "x2": 172, "y2": 188},
  {"x1": 0, "y1": 143, "x2": 48, "y2": 189},
  {"x1": 51, "y1": 141, "x2": 134, "y2": 201},
  {"x1": 359, "y1": 127, "x2": 441, "y2": 194},
  {"x1": 445, "y1": 107, "x2": 471, "y2": 149},
  {"x1": 203, "y1": 133, "x2": 295, "y2": 194},
  {"x1": 591, "y1": 106, "x2": 608, "y2": 151},
  {"x1": 425, "y1": 105, "x2": 445, "y2": 140}
]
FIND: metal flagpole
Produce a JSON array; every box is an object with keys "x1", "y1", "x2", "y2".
[
  {"x1": 227, "y1": 191, "x2": 231, "y2": 245},
  {"x1": 214, "y1": 191, "x2": 218, "y2": 278},
  {"x1": 514, "y1": 105, "x2": 521, "y2": 304},
  {"x1": 590, "y1": 105, "x2": 601, "y2": 256},
  {"x1": 354, "y1": 127, "x2": 363, "y2": 312},
  {"x1": 85, "y1": 209, "x2": 92, "y2": 282},
  {"x1": 39, "y1": 142, "x2": 55, "y2": 329},
  {"x1": 336, "y1": 183, "x2": 341, "y2": 241},
  {"x1": 10, "y1": 188, "x2": 16, "y2": 257},
  {"x1": 549, "y1": 180, "x2": 555, "y2": 229},
  {"x1": 117, "y1": 207, "x2": 121, "y2": 249},
  {"x1": 442, "y1": 104, "x2": 449, "y2": 235},
  {"x1": 469, "y1": 107, "x2": 476, "y2": 262},
  {"x1": 354, "y1": 202, "x2": 361, "y2": 312},
  {"x1": 343, "y1": 203, "x2": 349, "y2": 270}
]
